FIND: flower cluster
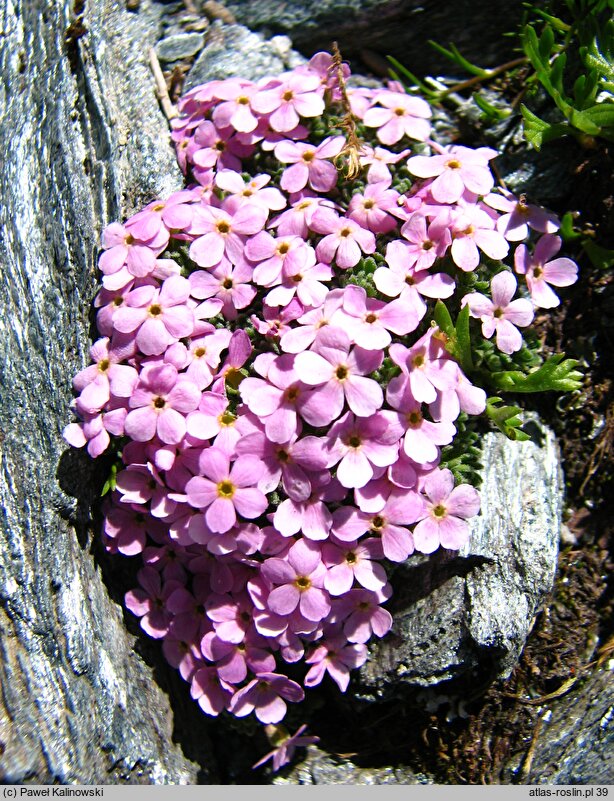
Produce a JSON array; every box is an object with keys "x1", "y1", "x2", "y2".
[{"x1": 64, "y1": 51, "x2": 578, "y2": 742}]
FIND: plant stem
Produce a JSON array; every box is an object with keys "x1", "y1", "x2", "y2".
[
  {"x1": 439, "y1": 56, "x2": 528, "y2": 96},
  {"x1": 149, "y1": 47, "x2": 178, "y2": 122}
]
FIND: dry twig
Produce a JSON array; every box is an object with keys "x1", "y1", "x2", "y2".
[{"x1": 148, "y1": 47, "x2": 178, "y2": 122}]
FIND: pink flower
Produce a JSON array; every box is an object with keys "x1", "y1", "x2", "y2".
[
  {"x1": 450, "y1": 205, "x2": 509, "y2": 272},
  {"x1": 185, "y1": 448, "x2": 268, "y2": 533},
  {"x1": 190, "y1": 666, "x2": 235, "y2": 716},
  {"x1": 407, "y1": 145, "x2": 497, "y2": 203},
  {"x1": 103, "y1": 499, "x2": 161, "y2": 556},
  {"x1": 239, "y1": 353, "x2": 310, "y2": 444},
  {"x1": 189, "y1": 260, "x2": 256, "y2": 320},
  {"x1": 275, "y1": 136, "x2": 345, "y2": 193},
  {"x1": 98, "y1": 222, "x2": 167, "y2": 282},
  {"x1": 332, "y1": 282, "x2": 424, "y2": 348},
  {"x1": 311, "y1": 208, "x2": 376, "y2": 268},
  {"x1": 293, "y1": 327, "x2": 383, "y2": 426},
  {"x1": 124, "y1": 190, "x2": 196, "y2": 242},
  {"x1": 252, "y1": 724, "x2": 320, "y2": 772},
  {"x1": 331, "y1": 588, "x2": 393, "y2": 644},
  {"x1": 358, "y1": 145, "x2": 410, "y2": 183},
  {"x1": 211, "y1": 79, "x2": 260, "y2": 133},
  {"x1": 272, "y1": 472, "x2": 342, "y2": 541},
  {"x1": 388, "y1": 329, "x2": 456, "y2": 406},
  {"x1": 215, "y1": 170, "x2": 286, "y2": 214},
  {"x1": 190, "y1": 120, "x2": 253, "y2": 172},
  {"x1": 514, "y1": 234, "x2": 578, "y2": 308},
  {"x1": 279, "y1": 289, "x2": 345, "y2": 354},
  {"x1": 387, "y1": 392, "x2": 456, "y2": 465},
  {"x1": 363, "y1": 90, "x2": 431, "y2": 145},
  {"x1": 252, "y1": 73, "x2": 325, "y2": 132},
  {"x1": 332, "y1": 493, "x2": 425, "y2": 563},
  {"x1": 244, "y1": 232, "x2": 311, "y2": 288},
  {"x1": 124, "y1": 566, "x2": 183, "y2": 639},
  {"x1": 124, "y1": 364, "x2": 200, "y2": 445},
  {"x1": 265, "y1": 248, "x2": 332, "y2": 309},
  {"x1": 189, "y1": 203, "x2": 268, "y2": 268},
  {"x1": 262, "y1": 538, "x2": 331, "y2": 622},
  {"x1": 374, "y1": 241, "x2": 454, "y2": 322},
  {"x1": 236, "y1": 430, "x2": 328, "y2": 502},
  {"x1": 399, "y1": 212, "x2": 452, "y2": 271},
  {"x1": 112, "y1": 275, "x2": 195, "y2": 356},
  {"x1": 72, "y1": 337, "x2": 138, "y2": 415},
  {"x1": 484, "y1": 189, "x2": 560, "y2": 242},
  {"x1": 229, "y1": 671, "x2": 305, "y2": 723},
  {"x1": 464, "y1": 271, "x2": 534, "y2": 354},
  {"x1": 324, "y1": 411, "x2": 399, "y2": 489},
  {"x1": 322, "y1": 538, "x2": 388, "y2": 596},
  {"x1": 347, "y1": 182, "x2": 401, "y2": 234},
  {"x1": 63, "y1": 404, "x2": 128, "y2": 458},
  {"x1": 201, "y1": 631, "x2": 275, "y2": 684},
  {"x1": 183, "y1": 327, "x2": 232, "y2": 390},
  {"x1": 270, "y1": 192, "x2": 336, "y2": 238},
  {"x1": 412, "y1": 468, "x2": 480, "y2": 553},
  {"x1": 304, "y1": 632, "x2": 368, "y2": 691}
]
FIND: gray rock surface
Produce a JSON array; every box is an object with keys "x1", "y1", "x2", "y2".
[
  {"x1": 525, "y1": 667, "x2": 614, "y2": 784},
  {"x1": 185, "y1": 22, "x2": 305, "y2": 90},
  {"x1": 275, "y1": 749, "x2": 431, "y2": 784},
  {"x1": 224, "y1": 0, "x2": 523, "y2": 74},
  {"x1": 0, "y1": 0, "x2": 211, "y2": 784},
  {"x1": 360, "y1": 422, "x2": 562, "y2": 691},
  {"x1": 157, "y1": 32, "x2": 205, "y2": 62}
]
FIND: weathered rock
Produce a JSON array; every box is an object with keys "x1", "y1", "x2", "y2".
[
  {"x1": 274, "y1": 748, "x2": 431, "y2": 784},
  {"x1": 157, "y1": 32, "x2": 205, "y2": 62},
  {"x1": 523, "y1": 667, "x2": 614, "y2": 784},
  {"x1": 0, "y1": 0, "x2": 213, "y2": 784},
  {"x1": 360, "y1": 422, "x2": 562, "y2": 692},
  {"x1": 223, "y1": 0, "x2": 523, "y2": 74},
  {"x1": 185, "y1": 22, "x2": 305, "y2": 90}
]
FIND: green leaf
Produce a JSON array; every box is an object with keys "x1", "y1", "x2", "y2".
[
  {"x1": 525, "y1": 7, "x2": 571, "y2": 32},
  {"x1": 434, "y1": 300, "x2": 454, "y2": 337},
  {"x1": 437, "y1": 302, "x2": 474, "y2": 374},
  {"x1": 101, "y1": 461, "x2": 118, "y2": 497},
  {"x1": 485, "y1": 397, "x2": 531, "y2": 441},
  {"x1": 559, "y1": 211, "x2": 583, "y2": 242},
  {"x1": 573, "y1": 70, "x2": 599, "y2": 107},
  {"x1": 583, "y1": 239, "x2": 614, "y2": 269},
  {"x1": 454, "y1": 303, "x2": 473, "y2": 375},
  {"x1": 521, "y1": 104, "x2": 570, "y2": 148},
  {"x1": 489, "y1": 354, "x2": 584, "y2": 393},
  {"x1": 428, "y1": 40, "x2": 490, "y2": 77},
  {"x1": 473, "y1": 93, "x2": 512, "y2": 120},
  {"x1": 386, "y1": 56, "x2": 436, "y2": 97},
  {"x1": 568, "y1": 105, "x2": 606, "y2": 134},
  {"x1": 538, "y1": 24, "x2": 556, "y2": 60},
  {"x1": 583, "y1": 21, "x2": 614, "y2": 83},
  {"x1": 578, "y1": 101, "x2": 614, "y2": 128}
]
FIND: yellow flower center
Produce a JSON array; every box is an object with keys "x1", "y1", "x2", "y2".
[{"x1": 217, "y1": 480, "x2": 235, "y2": 499}]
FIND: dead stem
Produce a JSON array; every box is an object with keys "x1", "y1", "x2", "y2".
[
  {"x1": 331, "y1": 42, "x2": 363, "y2": 179},
  {"x1": 439, "y1": 57, "x2": 528, "y2": 97},
  {"x1": 148, "y1": 47, "x2": 178, "y2": 122}
]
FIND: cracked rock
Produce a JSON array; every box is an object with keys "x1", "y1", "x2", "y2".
[
  {"x1": 360, "y1": 421, "x2": 562, "y2": 692},
  {"x1": 157, "y1": 32, "x2": 205, "y2": 62},
  {"x1": 185, "y1": 22, "x2": 306, "y2": 90}
]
